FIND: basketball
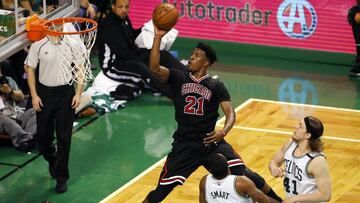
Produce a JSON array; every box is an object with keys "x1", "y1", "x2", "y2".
[{"x1": 152, "y1": 3, "x2": 179, "y2": 31}]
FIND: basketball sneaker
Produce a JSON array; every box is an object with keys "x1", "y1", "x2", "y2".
[{"x1": 55, "y1": 181, "x2": 67, "y2": 193}]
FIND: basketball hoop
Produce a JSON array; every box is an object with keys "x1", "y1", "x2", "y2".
[{"x1": 26, "y1": 15, "x2": 97, "y2": 85}]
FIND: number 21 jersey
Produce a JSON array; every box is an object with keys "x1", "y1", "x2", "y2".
[{"x1": 168, "y1": 69, "x2": 230, "y2": 140}]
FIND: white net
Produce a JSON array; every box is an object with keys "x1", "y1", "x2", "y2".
[{"x1": 45, "y1": 18, "x2": 97, "y2": 85}]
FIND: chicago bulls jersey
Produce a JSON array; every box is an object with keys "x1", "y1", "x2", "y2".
[{"x1": 168, "y1": 69, "x2": 230, "y2": 140}]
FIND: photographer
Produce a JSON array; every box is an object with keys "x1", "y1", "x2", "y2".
[{"x1": 0, "y1": 68, "x2": 36, "y2": 152}]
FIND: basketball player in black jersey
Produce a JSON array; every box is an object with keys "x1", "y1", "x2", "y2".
[{"x1": 143, "y1": 25, "x2": 282, "y2": 203}]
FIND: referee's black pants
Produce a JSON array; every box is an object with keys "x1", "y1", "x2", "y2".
[{"x1": 36, "y1": 83, "x2": 75, "y2": 183}]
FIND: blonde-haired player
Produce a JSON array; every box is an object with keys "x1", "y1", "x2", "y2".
[{"x1": 269, "y1": 116, "x2": 331, "y2": 203}]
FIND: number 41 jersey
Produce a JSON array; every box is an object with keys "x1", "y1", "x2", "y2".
[
  {"x1": 168, "y1": 69, "x2": 230, "y2": 140},
  {"x1": 284, "y1": 141, "x2": 324, "y2": 201}
]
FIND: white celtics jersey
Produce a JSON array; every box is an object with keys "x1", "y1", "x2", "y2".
[
  {"x1": 205, "y1": 174, "x2": 253, "y2": 203},
  {"x1": 284, "y1": 141, "x2": 324, "y2": 201}
]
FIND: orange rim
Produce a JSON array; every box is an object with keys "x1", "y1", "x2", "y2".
[{"x1": 42, "y1": 17, "x2": 98, "y2": 36}]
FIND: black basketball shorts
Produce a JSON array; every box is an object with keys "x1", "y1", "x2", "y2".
[{"x1": 158, "y1": 139, "x2": 245, "y2": 186}]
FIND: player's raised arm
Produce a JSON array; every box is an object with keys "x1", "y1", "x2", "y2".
[{"x1": 149, "y1": 25, "x2": 170, "y2": 83}]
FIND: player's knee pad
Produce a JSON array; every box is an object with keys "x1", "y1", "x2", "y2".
[{"x1": 243, "y1": 167, "x2": 265, "y2": 189}]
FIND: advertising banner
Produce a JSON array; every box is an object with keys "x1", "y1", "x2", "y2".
[{"x1": 129, "y1": 0, "x2": 355, "y2": 54}]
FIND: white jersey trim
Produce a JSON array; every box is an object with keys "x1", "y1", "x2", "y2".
[
  {"x1": 159, "y1": 175, "x2": 186, "y2": 185},
  {"x1": 227, "y1": 159, "x2": 244, "y2": 167}
]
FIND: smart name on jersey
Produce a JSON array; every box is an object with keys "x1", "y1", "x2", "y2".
[{"x1": 210, "y1": 190, "x2": 231, "y2": 200}]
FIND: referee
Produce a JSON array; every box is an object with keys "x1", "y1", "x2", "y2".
[{"x1": 25, "y1": 36, "x2": 83, "y2": 193}]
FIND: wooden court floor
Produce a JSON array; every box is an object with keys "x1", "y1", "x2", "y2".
[{"x1": 101, "y1": 98, "x2": 360, "y2": 203}]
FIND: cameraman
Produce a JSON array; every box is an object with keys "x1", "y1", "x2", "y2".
[{"x1": 0, "y1": 68, "x2": 36, "y2": 152}]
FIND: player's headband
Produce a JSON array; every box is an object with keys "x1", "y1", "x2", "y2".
[{"x1": 304, "y1": 116, "x2": 323, "y2": 140}]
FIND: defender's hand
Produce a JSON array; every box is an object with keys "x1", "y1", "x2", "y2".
[{"x1": 269, "y1": 165, "x2": 285, "y2": 178}]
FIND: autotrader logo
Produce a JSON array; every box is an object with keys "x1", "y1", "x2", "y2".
[{"x1": 277, "y1": 0, "x2": 317, "y2": 39}]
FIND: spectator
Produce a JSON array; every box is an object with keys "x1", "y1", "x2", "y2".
[
  {"x1": 19, "y1": 0, "x2": 36, "y2": 16},
  {"x1": 0, "y1": 0, "x2": 36, "y2": 15},
  {"x1": 0, "y1": 0, "x2": 14, "y2": 9},
  {"x1": 97, "y1": 0, "x2": 187, "y2": 98},
  {"x1": 78, "y1": 0, "x2": 97, "y2": 19},
  {"x1": 0, "y1": 67, "x2": 36, "y2": 152},
  {"x1": 0, "y1": 50, "x2": 29, "y2": 94},
  {"x1": 45, "y1": 0, "x2": 69, "y2": 13}
]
